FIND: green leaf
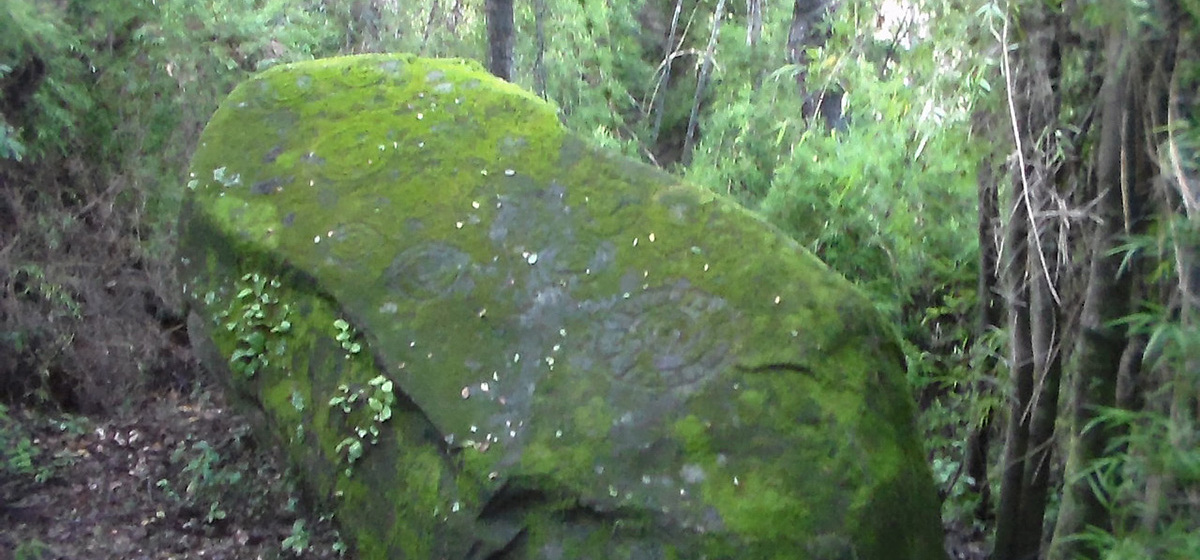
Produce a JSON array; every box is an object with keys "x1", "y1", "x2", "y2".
[
  {"x1": 245, "y1": 331, "x2": 266, "y2": 352},
  {"x1": 230, "y1": 348, "x2": 253, "y2": 362}
]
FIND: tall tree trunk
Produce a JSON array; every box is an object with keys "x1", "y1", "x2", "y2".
[
  {"x1": 966, "y1": 110, "x2": 1004, "y2": 523},
  {"x1": 1164, "y1": 17, "x2": 1200, "y2": 532},
  {"x1": 1014, "y1": 209, "x2": 1063, "y2": 557},
  {"x1": 992, "y1": 173, "x2": 1035, "y2": 560},
  {"x1": 1048, "y1": 18, "x2": 1142, "y2": 560},
  {"x1": 1015, "y1": 17, "x2": 1067, "y2": 549},
  {"x1": 993, "y1": 3, "x2": 1062, "y2": 557},
  {"x1": 486, "y1": 0, "x2": 515, "y2": 81},
  {"x1": 1129, "y1": 7, "x2": 1197, "y2": 538},
  {"x1": 681, "y1": 0, "x2": 726, "y2": 166}
]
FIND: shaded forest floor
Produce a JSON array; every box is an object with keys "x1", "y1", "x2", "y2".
[
  {"x1": 2, "y1": 377, "x2": 990, "y2": 560},
  {"x1": 0, "y1": 386, "x2": 346, "y2": 560}
]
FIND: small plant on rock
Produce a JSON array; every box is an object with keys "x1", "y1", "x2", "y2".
[
  {"x1": 215, "y1": 272, "x2": 292, "y2": 379},
  {"x1": 328, "y1": 365, "x2": 395, "y2": 475}
]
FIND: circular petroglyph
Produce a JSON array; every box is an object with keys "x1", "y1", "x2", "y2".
[
  {"x1": 310, "y1": 127, "x2": 400, "y2": 182},
  {"x1": 381, "y1": 242, "x2": 475, "y2": 300},
  {"x1": 323, "y1": 222, "x2": 388, "y2": 266},
  {"x1": 331, "y1": 64, "x2": 391, "y2": 88},
  {"x1": 583, "y1": 285, "x2": 737, "y2": 395}
]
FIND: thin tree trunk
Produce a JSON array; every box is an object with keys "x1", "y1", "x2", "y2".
[
  {"x1": 1014, "y1": 214, "x2": 1062, "y2": 557},
  {"x1": 966, "y1": 120, "x2": 1004, "y2": 522},
  {"x1": 485, "y1": 0, "x2": 515, "y2": 81},
  {"x1": 963, "y1": 413, "x2": 992, "y2": 520},
  {"x1": 993, "y1": 3, "x2": 1061, "y2": 557},
  {"x1": 1048, "y1": 20, "x2": 1140, "y2": 560},
  {"x1": 533, "y1": 0, "x2": 547, "y2": 98},
  {"x1": 448, "y1": 0, "x2": 465, "y2": 34},
  {"x1": 681, "y1": 0, "x2": 726, "y2": 166},
  {"x1": 993, "y1": 179, "x2": 1035, "y2": 560},
  {"x1": 1015, "y1": 15, "x2": 1067, "y2": 547},
  {"x1": 787, "y1": 0, "x2": 839, "y2": 128},
  {"x1": 419, "y1": 0, "x2": 441, "y2": 55},
  {"x1": 348, "y1": 0, "x2": 382, "y2": 49},
  {"x1": 1153, "y1": 24, "x2": 1200, "y2": 534},
  {"x1": 787, "y1": 0, "x2": 830, "y2": 65},
  {"x1": 650, "y1": 0, "x2": 684, "y2": 148},
  {"x1": 746, "y1": 0, "x2": 762, "y2": 47}
]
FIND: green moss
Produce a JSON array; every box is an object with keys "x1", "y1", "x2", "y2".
[
  {"x1": 179, "y1": 53, "x2": 944, "y2": 560},
  {"x1": 572, "y1": 396, "x2": 614, "y2": 439},
  {"x1": 208, "y1": 193, "x2": 280, "y2": 250},
  {"x1": 673, "y1": 414, "x2": 712, "y2": 458}
]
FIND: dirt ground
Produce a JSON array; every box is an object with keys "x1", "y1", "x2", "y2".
[
  {"x1": 0, "y1": 386, "x2": 347, "y2": 560},
  {"x1": 1, "y1": 382, "x2": 989, "y2": 560}
]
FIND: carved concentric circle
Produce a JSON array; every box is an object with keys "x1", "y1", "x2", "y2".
[
  {"x1": 584, "y1": 285, "x2": 737, "y2": 395},
  {"x1": 381, "y1": 242, "x2": 474, "y2": 300}
]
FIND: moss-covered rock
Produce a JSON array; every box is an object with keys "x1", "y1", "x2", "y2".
[{"x1": 177, "y1": 53, "x2": 943, "y2": 560}]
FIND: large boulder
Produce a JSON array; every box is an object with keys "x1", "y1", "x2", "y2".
[{"x1": 177, "y1": 54, "x2": 943, "y2": 559}]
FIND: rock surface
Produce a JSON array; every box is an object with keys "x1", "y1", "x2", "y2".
[{"x1": 177, "y1": 53, "x2": 944, "y2": 560}]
